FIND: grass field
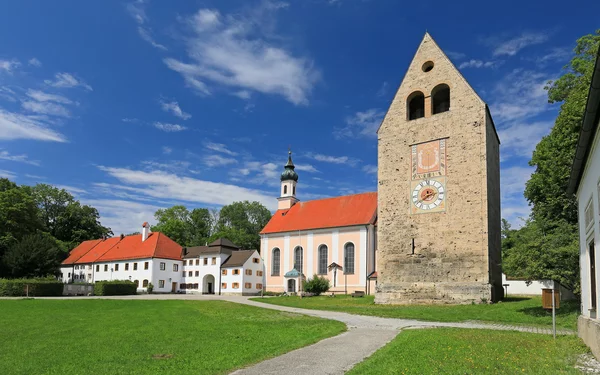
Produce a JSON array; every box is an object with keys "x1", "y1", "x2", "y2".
[
  {"x1": 250, "y1": 295, "x2": 579, "y2": 330},
  {"x1": 0, "y1": 299, "x2": 345, "y2": 375},
  {"x1": 349, "y1": 328, "x2": 588, "y2": 374}
]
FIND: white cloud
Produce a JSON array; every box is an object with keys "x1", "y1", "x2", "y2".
[
  {"x1": 22, "y1": 101, "x2": 71, "y2": 117},
  {"x1": 492, "y1": 32, "x2": 548, "y2": 57},
  {"x1": 295, "y1": 164, "x2": 319, "y2": 173},
  {"x1": 0, "y1": 86, "x2": 17, "y2": 102},
  {"x1": 362, "y1": 164, "x2": 377, "y2": 174},
  {"x1": 501, "y1": 165, "x2": 534, "y2": 226},
  {"x1": 126, "y1": 0, "x2": 167, "y2": 51},
  {"x1": 137, "y1": 26, "x2": 167, "y2": 51},
  {"x1": 376, "y1": 81, "x2": 389, "y2": 97},
  {"x1": 0, "y1": 59, "x2": 20, "y2": 74},
  {"x1": 28, "y1": 58, "x2": 42, "y2": 67},
  {"x1": 203, "y1": 154, "x2": 237, "y2": 167},
  {"x1": 26, "y1": 89, "x2": 73, "y2": 104},
  {"x1": 160, "y1": 100, "x2": 191, "y2": 120},
  {"x1": 142, "y1": 160, "x2": 192, "y2": 173},
  {"x1": 54, "y1": 184, "x2": 88, "y2": 195},
  {"x1": 534, "y1": 47, "x2": 571, "y2": 66},
  {"x1": 334, "y1": 108, "x2": 385, "y2": 139},
  {"x1": 97, "y1": 165, "x2": 276, "y2": 211},
  {"x1": 307, "y1": 153, "x2": 358, "y2": 166},
  {"x1": 162, "y1": 146, "x2": 172, "y2": 154},
  {"x1": 233, "y1": 90, "x2": 252, "y2": 100},
  {"x1": 45, "y1": 72, "x2": 93, "y2": 91},
  {"x1": 122, "y1": 117, "x2": 139, "y2": 123},
  {"x1": 0, "y1": 169, "x2": 16, "y2": 179},
  {"x1": 0, "y1": 109, "x2": 67, "y2": 142},
  {"x1": 85, "y1": 198, "x2": 162, "y2": 235},
  {"x1": 446, "y1": 51, "x2": 466, "y2": 60},
  {"x1": 164, "y1": 5, "x2": 319, "y2": 105},
  {"x1": 498, "y1": 120, "x2": 553, "y2": 161},
  {"x1": 153, "y1": 122, "x2": 187, "y2": 132},
  {"x1": 0, "y1": 149, "x2": 40, "y2": 166},
  {"x1": 459, "y1": 59, "x2": 497, "y2": 69},
  {"x1": 206, "y1": 142, "x2": 237, "y2": 156}
]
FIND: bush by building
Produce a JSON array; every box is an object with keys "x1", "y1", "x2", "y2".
[
  {"x1": 303, "y1": 274, "x2": 331, "y2": 296},
  {"x1": 94, "y1": 280, "x2": 137, "y2": 296},
  {"x1": 0, "y1": 278, "x2": 63, "y2": 296}
]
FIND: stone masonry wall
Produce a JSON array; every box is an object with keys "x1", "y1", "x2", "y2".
[{"x1": 376, "y1": 33, "x2": 498, "y2": 304}]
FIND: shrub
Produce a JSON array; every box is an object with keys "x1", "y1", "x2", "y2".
[
  {"x1": 147, "y1": 282, "x2": 154, "y2": 293},
  {"x1": 94, "y1": 280, "x2": 137, "y2": 296},
  {"x1": 303, "y1": 274, "x2": 331, "y2": 296},
  {"x1": 0, "y1": 278, "x2": 63, "y2": 296}
]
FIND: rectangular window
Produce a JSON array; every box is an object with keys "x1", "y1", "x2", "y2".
[
  {"x1": 125, "y1": 263, "x2": 129, "y2": 271},
  {"x1": 75, "y1": 265, "x2": 78, "y2": 270},
  {"x1": 212, "y1": 257, "x2": 216, "y2": 265},
  {"x1": 233, "y1": 283, "x2": 239, "y2": 289},
  {"x1": 586, "y1": 199, "x2": 595, "y2": 233},
  {"x1": 182, "y1": 271, "x2": 185, "y2": 277},
  {"x1": 204, "y1": 258, "x2": 208, "y2": 265},
  {"x1": 188, "y1": 271, "x2": 193, "y2": 277},
  {"x1": 104, "y1": 265, "x2": 108, "y2": 272},
  {"x1": 96, "y1": 265, "x2": 99, "y2": 272},
  {"x1": 180, "y1": 284, "x2": 186, "y2": 290},
  {"x1": 233, "y1": 269, "x2": 240, "y2": 275},
  {"x1": 114, "y1": 264, "x2": 119, "y2": 271},
  {"x1": 196, "y1": 259, "x2": 200, "y2": 266},
  {"x1": 133, "y1": 263, "x2": 138, "y2": 270},
  {"x1": 253, "y1": 257, "x2": 260, "y2": 264},
  {"x1": 591, "y1": 240, "x2": 597, "y2": 310},
  {"x1": 222, "y1": 269, "x2": 228, "y2": 275},
  {"x1": 195, "y1": 271, "x2": 199, "y2": 277},
  {"x1": 158, "y1": 280, "x2": 165, "y2": 288},
  {"x1": 144, "y1": 262, "x2": 149, "y2": 270},
  {"x1": 173, "y1": 264, "x2": 179, "y2": 272},
  {"x1": 68, "y1": 272, "x2": 71, "y2": 278},
  {"x1": 245, "y1": 282, "x2": 252, "y2": 289},
  {"x1": 160, "y1": 262, "x2": 166, "y2": 271},
  {"x1": 257, "y1": 270, "x2": 263, "y2": 277},
  {"x1": 221, "y1": 283, "x2": 227, "y2": 289},
  {"x1": 256, "y1": 283, "x2": 263, "y2": 289},
  {"x1": 245, "y1": 269, "x2": 252, "y2": 276}
]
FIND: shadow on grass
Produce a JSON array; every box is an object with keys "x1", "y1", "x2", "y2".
[
  {"x1": 502, "y1": 296, "x2": 531, "y2": 302},
  {"x1": 517, "y1": 300, "x2": 579, "y2": 317}
]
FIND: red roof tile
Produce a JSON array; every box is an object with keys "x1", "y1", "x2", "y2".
[
  {"x1": 74, "y1": 237, "x2": 122, "y2": 264},
  {"x1": 97, "y1": 232, "x2": 182, "y2": 262},
  {"x1": 62, "y1": 239, "x2": 103, "y2": 265},
  {"x1": 261, "y1": 192, "x2": 377, "y2": 234}
]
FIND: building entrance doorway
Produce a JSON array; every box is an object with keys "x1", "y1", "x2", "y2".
[
  {"x1": 203, "y1": 274, "x2": 215, "y2": 294},
  {"x1": 171, "y1": 282, "x2": 177, "y2": 293},
  {"x1": 287, "y1": 279, "x2": 296, "y2": 293}
]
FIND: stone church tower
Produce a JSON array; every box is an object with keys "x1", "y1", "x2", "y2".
[{"x1": 376, "y1": 33, "x2": 502, "y2": 304}]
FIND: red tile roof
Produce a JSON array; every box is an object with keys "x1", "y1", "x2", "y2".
[
  {"x1": 73, "y1": 237, "x2": 122, "y2": 264},
  {"x1": 62, "y1": 239, "x2": 102, "y2": 265},
  {"x1": 260, "y1": 192, "x2": 377, "y2": 234},
  {"x1": 64, "y1": 232, "x2": 182, "y2": 264}
]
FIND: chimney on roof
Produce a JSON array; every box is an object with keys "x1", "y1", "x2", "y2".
[{"x1": 142, "y1": 222, "x2": 150, "y2": 242}]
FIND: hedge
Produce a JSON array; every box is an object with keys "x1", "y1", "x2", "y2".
[
  {"x1": 94, "y1": 280, "x2": 137, "y2": 296},
  {"x1": 0, "y1": 278, "x2": 64, "y2": 297}
]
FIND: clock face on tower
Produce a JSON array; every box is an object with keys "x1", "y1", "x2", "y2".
[{"x1": 411, "y1": 177, "x2": 446, "y2": 213}]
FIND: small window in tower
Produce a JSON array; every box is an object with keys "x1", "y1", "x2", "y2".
[
  {"x1": 422, "y1": 61, "x2": 434, "y2": 72},
  {"x1": 432, "y1": 84, "x2": 450, "y2": 114},
  {"x1": 284, "y1": 185, "x2": 288, "y2": 194},
  {"x1": 407, "y1": 91, "x2": 425, "y2": 120},
  {"x1": 293, "y1": 186, "x2": 296, "y2": 195}
]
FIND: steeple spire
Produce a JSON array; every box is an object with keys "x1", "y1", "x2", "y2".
[
  {"x1": 281, "y1": 150, "x2": 299, "y2": 182},
  {"x1": 278, "y1": 149, "x2": 299, "y2": 210}
]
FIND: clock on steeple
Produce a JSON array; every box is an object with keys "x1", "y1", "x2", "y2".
[{"x1": 410, "y1": 138, "x2": 447, "y2": 214}]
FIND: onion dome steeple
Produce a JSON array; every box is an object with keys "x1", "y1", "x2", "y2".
[{"x1": 280, "y1": 150, "x2": 299, "y2": 182}]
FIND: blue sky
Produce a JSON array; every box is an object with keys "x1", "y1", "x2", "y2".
[{"x1": 0, "y1": 0, "x2": 598, "y2": 235}]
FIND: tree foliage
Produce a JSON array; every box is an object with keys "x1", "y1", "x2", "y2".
[
  {"x1": 152, "y1": 206, "x2": 213, "y2": 247},
  {"x1": 212, "y1": 201, "x2": 272, "y2": 250},
  {"x1": 3, "y1": 233, "x2": 63, "y2": 279},
  {"x1": 303, "y1": 274, "x2": 331, "y2": 296},
  {"x1": 503, "y1": 30, "x2": 600, "y2": 294}
]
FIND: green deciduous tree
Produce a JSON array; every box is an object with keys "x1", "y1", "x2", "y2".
[
  {"x1": 503, "y1": 30, "x2": 600, "y2": 294},
  {"x1": 3, "y1": 233, "x2": 63, "y2": 278},
  {"x1": 214, "y1": 201, "x2": 272, "y2": 250},
  {"x1": 152, "y1": 206, "x2": 213, "y2": 247},
  {"x1": 31, "y1": 184, "x2": 112, "y2": 250}
]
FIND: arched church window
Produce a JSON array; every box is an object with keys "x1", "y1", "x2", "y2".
[
  {"x1": 272, "y1": 248, "x2": 280, "y2": 276},
  {"x1": 318, "y1": 245, "x2": 328, "y2": 274},
  {"x1": 344, "y1": 243, "x2": 355, "y2": 274},
  {"x1": 294, "y1": 246, "x2": 303, "y2": 272},
  {"x1": 407, "y1": 91, "x2": 425, "y2": 120},
  {"x1": 432, "y1": 84, "x2": 450, "y2": 114},
  {"x1": 283, "y1": 185, "x2": 288, "y2": 195}
]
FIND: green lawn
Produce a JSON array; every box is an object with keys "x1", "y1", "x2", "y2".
[
  {"x1": 349, "y1": 328, "x2": 588, "y2": 374},
  {"x1": 0, "y1": 299, "x2": 345, "y2": 375},
  {"x1": 250, "y1": 295, "x2": 579, "y2": 330}
]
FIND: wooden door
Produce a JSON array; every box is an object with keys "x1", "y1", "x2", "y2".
[{"x1": 171, "y1": 282, "x2": 177, "y2": 293}]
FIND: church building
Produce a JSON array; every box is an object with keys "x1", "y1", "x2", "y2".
[{"x1": 260, "y1": 33, "x2": 502, "y2": 303}]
